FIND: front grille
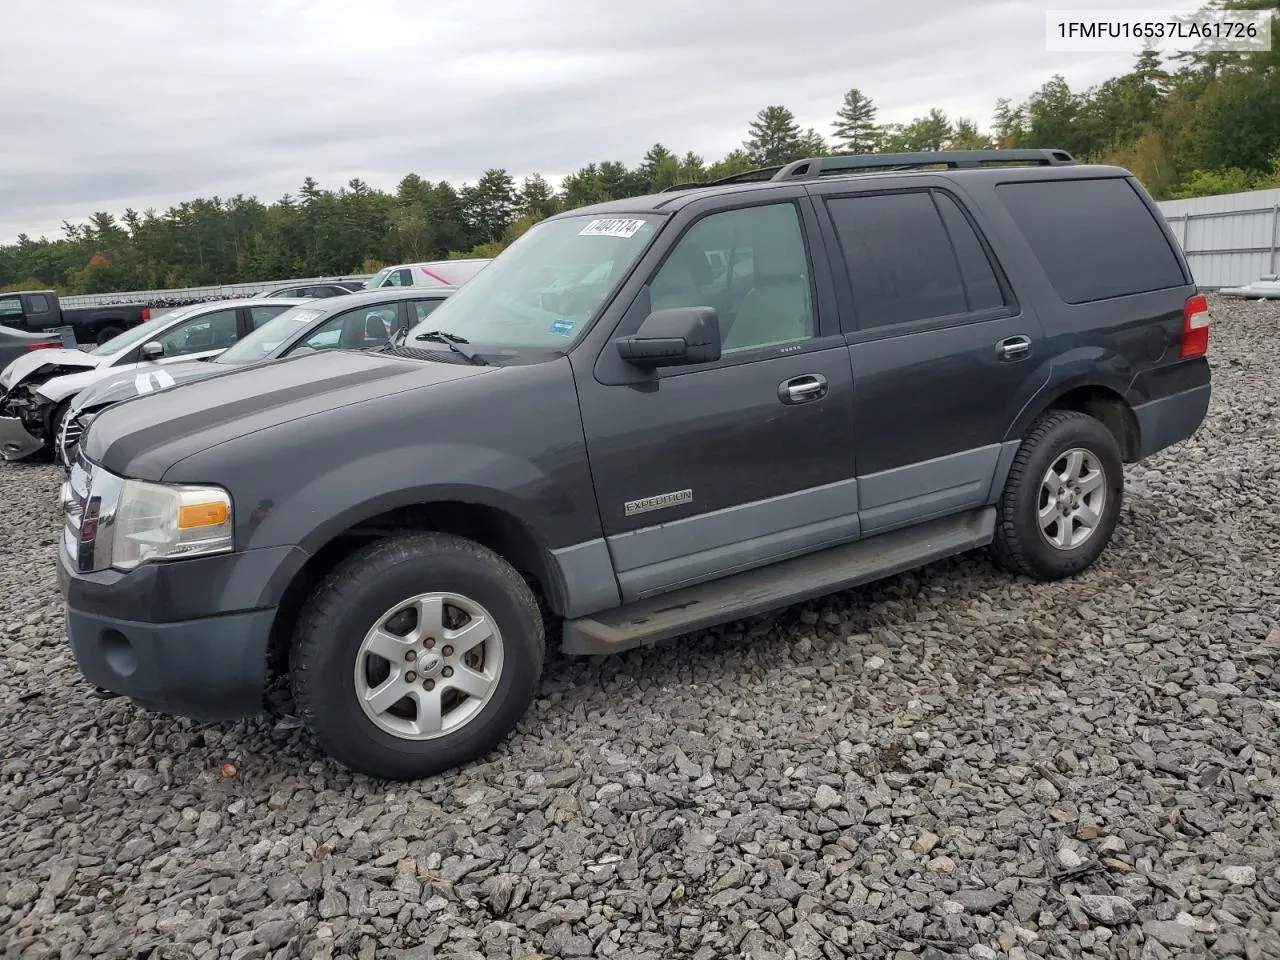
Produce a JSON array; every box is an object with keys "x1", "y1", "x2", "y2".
[{"x1": 57, "y1": 412, "x2": 84, "y2": 468}]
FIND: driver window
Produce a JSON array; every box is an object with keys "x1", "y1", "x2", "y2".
[
  {"x1": 648, "y1": 203, "x2": 814, "y2": 354},
  {"x1": 292, "y1": 307, "x2": 396, "y2": 353},
  {"x1": 159, "y1": 309, "x2": 239, "y2": 356}
]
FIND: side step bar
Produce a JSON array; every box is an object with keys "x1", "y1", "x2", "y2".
[{"x1": 562, "y1": 507, "x2": 996, "y2": 655}]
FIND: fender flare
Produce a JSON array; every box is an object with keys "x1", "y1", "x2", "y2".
[{"x1": 1003, "y1": 348, "x2": 1136, "y2": 445}]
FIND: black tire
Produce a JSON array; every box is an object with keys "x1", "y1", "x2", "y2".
[
  {"x1": 290, "y1": 532, "x2": 544, "y2": 780},
  {"x1": 95, "y1": 325, "x2": 124, "y2": 346},
  {"x1": 992, "y1": 410, "x2": 1124, "y2": 581}
]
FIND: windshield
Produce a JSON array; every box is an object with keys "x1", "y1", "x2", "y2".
[
  {"x1": 216, "y1": 306, "x2": 324, "y2": 364},
  {"x1": 89, "y1": 305, "x2": 207, "y2": 356},
  {"x1": 402, "y1": 214, "x2": 659, "y2": 354}
]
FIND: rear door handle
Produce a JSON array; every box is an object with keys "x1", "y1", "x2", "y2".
[
  {"x1": 996, "y1": 335, "x2": 1032, "y2": 361},
  {"x1": 778, "y1": 374, "x2": 828, "y2": 405}
]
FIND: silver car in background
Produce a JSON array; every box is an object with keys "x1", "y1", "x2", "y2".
[
  {"x1": 1, "y1": 298, "x2": 309, "y2": 462},
  {"x1": 58, "y1": 286, "x2": 458, "y2": 467}
]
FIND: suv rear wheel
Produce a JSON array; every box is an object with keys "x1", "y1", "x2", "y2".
[
  {"x1": 992, "y1": 410, "x2": 1124, "y2": 581},
  {"x1": 290, "y1": 532, "x2": 544, "y2": 780}
]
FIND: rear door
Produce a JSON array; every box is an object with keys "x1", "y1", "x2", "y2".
[
  {"x1": 810, "y1": 181, "x2": 1046, "y2": 536},
  {"x1": 575, "y1": 195, "x2": 859, "y2": 603}
]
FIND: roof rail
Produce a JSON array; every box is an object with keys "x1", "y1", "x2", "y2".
[
  {"x1": 658, "y1": 149, "x2": 1076, "y2": 194},
  {"x1": 770, "y1": 149, "x2": 1076, "y2": 181},
  {"x1": 659, "y1": 164, "x2": 788, "y2": 193}
]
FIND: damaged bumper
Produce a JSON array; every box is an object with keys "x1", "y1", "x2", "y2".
[{"x1": 0, "y1": 414, "x2": 44, "y2": 460}]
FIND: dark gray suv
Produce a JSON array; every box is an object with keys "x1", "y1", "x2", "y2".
[{"x1": 58, "y1": 149, "x2": 1212, "y2": 780}]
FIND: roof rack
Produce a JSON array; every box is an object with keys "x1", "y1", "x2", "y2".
[
  {"x1": 660, "y1": 164, "x2": 788, "y2": 193},
  {"x1": 769, "y1": 149, "x2": 1076, "y2": 181},
  {"x1": 660, "y1": 148, "x2": 1076, "y2": 192}
]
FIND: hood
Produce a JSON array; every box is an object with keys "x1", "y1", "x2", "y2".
[
  {"x1": 81, "y1": 348, "x2": 494, "y2": 480},
  {"x1": 1, "y1": 347, "x2": 102, "y2": 391},
  {"x1": 68, "y1": 358, "x2": 224, "y2": 415}
]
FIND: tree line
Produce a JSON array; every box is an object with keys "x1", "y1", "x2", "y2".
[{"x1": 4, "y1": 0, "x2": 1279, "y2": 297}]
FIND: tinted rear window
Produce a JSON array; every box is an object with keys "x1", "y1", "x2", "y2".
[{"x1": 996, "y1": 178, "x2": 1186, "y2": 304}]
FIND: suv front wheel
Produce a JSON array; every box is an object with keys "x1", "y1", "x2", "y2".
[
  {"x1": 290, "y1": 532, "x2": 544, "y2": 780},
  {"x1": 992, "y1": 410, "x2": 1125, "y2": 581}
]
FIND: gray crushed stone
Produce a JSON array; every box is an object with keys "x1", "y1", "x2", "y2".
[{"x1": 1, "y1": 295, "x2": 1278, "y2": 959}]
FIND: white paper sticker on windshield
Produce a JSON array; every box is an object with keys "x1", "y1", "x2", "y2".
[{"x1": 579, "y1": 218, "x2": 646, "y2": 239}]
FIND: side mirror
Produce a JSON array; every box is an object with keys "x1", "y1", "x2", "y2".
[
  {"x1": 140, "y1": 341, "x2": 163, "y2": 359},
  {"x1": 615, "y1": 306, "x2": 721, "y2": 368}
]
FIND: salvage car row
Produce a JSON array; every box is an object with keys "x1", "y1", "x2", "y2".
[{"x1": 0, "y1": 285, "x2": 460, "y2": 466}]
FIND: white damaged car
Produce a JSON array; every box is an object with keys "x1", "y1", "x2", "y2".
[{"x1": 0, "y1": 298, "x2": 309, "y2": 461}]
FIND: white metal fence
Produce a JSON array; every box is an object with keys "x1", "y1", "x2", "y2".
[
  {"x1": 1156, "y1": 189, "x2": 1280, "y2": 291},
  {"x1": 58, "y1": 274, "x2": 373, "y2": 311}
]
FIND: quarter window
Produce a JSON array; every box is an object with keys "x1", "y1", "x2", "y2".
[
  {"x1": 648, "y1": 202, "x2": 815, "y2": 354},
  {"x1": 249, "y1": 305, "x2": 292, "y2": 327},
  {"x1": 413, "y1": 298, "x2": 445, "y2": 322},
  {"x1": 996, "y1": 177, "x2": 1186, "y2": 304}
]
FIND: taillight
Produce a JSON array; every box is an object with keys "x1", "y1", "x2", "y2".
[
  {"x1": 141, "y1": 307, "x2": 151, "y2": 320},
  {"x1": 25, "y1": 341, "x2": 58, "y2": 352},
  {"x1": 1180, "y1": 293, "x2": 1210, "y2": 359}
]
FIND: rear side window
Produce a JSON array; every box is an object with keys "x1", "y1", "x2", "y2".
[
  {"x1": 827, "y1": 190, "x2": 1007, "y2": 329},
  {"x1": 28, "y1": 294, "x2": 51, "y2": 313},
  {"x1": 935, "y1": 194, "x2": 1004, "y2": 313},
  {"x1": 995, "y1": 178, "x2": 1186, "y2": 304}
]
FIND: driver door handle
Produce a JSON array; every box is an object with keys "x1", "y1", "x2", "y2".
[{"x1": 778, "y1": 374, "x2": 828, "y2": 405}]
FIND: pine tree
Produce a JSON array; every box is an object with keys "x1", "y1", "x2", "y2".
[
  {"x1": 744, "y1": 106, "x2": 804, "y2": 166},
  {"x1": 832, "y1": 88, "x2": 881, "y2": 153}
]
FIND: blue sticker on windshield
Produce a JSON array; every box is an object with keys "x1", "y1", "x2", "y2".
[{"x1": 548, "y1": 319, "x2": 576, "y2": 337}]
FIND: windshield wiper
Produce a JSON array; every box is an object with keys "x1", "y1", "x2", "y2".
[{"x1": 413, "y1": 330, "x2": 488, "y2": 365}]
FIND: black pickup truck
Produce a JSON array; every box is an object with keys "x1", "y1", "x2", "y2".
[
  {"x1": 0, "y1": 290, "x2": 150, "y2": 346},
  {"x1": 59, "y1": 149, "x2": 1212, "y2": 781}
]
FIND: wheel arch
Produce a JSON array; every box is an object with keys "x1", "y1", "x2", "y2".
[
  {"x1": 1006, "y1": 366, "x2": 1141, "y2": 462},
  {"x1": 265, "y1": 497, "x2": 570, "y2": 680}
]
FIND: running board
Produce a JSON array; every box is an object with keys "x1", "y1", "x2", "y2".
[{"x1": 562, "y1": 507, "x2": 996, "y2": 655}]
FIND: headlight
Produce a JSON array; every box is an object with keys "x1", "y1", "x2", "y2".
[{"x1": 111, "y1": 480, "x2": 233, "y2": 570}]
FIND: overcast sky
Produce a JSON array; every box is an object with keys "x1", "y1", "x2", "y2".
[{"x1": 1, "y1": 0, "x2": 1207, "y2": 244}]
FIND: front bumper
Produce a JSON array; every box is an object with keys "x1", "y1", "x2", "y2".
[
  {"x1": 0, "y1": 414, "x2": 43, "y2": 460},
  {"x1": 58, "y1": 538, "x2": 304, "y2": 721}
]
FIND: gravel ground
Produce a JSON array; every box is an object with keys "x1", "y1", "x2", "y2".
[{"x1": 1, "y1": 295, "x2": 1278, "y2": 960}]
